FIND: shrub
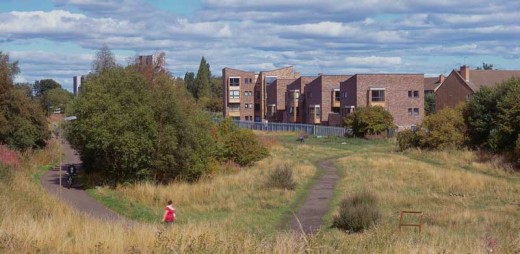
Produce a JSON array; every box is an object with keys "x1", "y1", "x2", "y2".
[
  {"x1": 396, "y1": 129, "x2": 419, "y2": 151},
  {"x1": 417, "y1": 105, "x2": 466, "y2": 150},
  {"x1": 267, "y1": 164, "x2": 296, "y2": 190},
  {"x1": 343, "y1": 106, "x2": 394, "y2": 138},
  {"x1": 332, "y1": 190, "x2": 380, "y2": 232},
  {"x1": 215, "y1": 119, "x2": 269, "y2": 167}
]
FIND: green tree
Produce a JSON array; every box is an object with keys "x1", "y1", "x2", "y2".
[
  {"x1": 463, "y1": 86, "x2": 499, "y2": 149},
  {"x1": 150, "y1": 74, "x2": 215, "y2": 181},
  {"x1": 424, "y1": 92, "x2": 436, "y2": 115},
  {"x1": 33, "y1": 79, "x2": 60, "y2": 97},
  {"x1": 41, "y1": 88, "x2": 73, "y2": 115},
  {"x1": 67, "y1": 67, "x2": 157, "y2": 183},
  {"x1": 0, "y1": 52, "x2": 49, "y2": 150},
  {"x1": 211, "y1": 76, "x2": 222, "y2": 98},
  {"x1": 195, "y1": 56, "x2": 211, "y2": 99},
  {"x1": 476, "y1": 62, "x2": 494, "y2": 70},
  {"x1": 343, "y1": 106, "x2": 394, "y2": 137},
  {"x1": 463, "y1": 78, "x2": 520, "y2": 152},
  {"x1": 184, "y1": 72, "x2": 196, "y2": 98},
  {"x1": 92, "y1": 44, "x2": 117, "y2": 75},
  {"x1": 0, "y1": 51, "x2": 19, "y2": 94}
]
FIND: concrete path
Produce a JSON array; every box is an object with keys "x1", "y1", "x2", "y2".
[
  {"x1": 41, "y1": 140, "x2": 123, "y2": 222},
  {"x1": 290, "y1": 159, "x2": 339, "y2": 234}
]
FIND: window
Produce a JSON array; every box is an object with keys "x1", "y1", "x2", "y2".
[
  {"x1": 254, "y1": 104, "x2": 260, "y2": 111},
  {"x1": 408, "y1": 108, "x2": 419, "y2": 116},
  {"x1": 267, "y1": 104, "x2": 276, "y2": 116},
  {"x1": 341, "y1": 91, "x2": 348, "y2": 98},
  {"x1": 408, "y1": 90, "x2": 419, "y2": 98},
  {"x1": 265, "y1": 76, "x2": 277, "y2": 85},
  {"x1": 289, "y1": 91, "x2": 300, "y2": 100},
  {"x1": 255, "y1": 91, "x2": 260, "y2": 99},
  {"x1": 343, "y1": 106, "x2": 355, "y2": 116},
  {"x1": 232, "y1": 116, "x2": 240, "y2": 121},
  {"x1": 229, "y1": 78, "x2": 239, "y2": 86},
  {"x1": 371, "y1": 90, "x2": 385, "y2": 102},
  {"x1": 288, "y1": 106, "x2": 294, "y2": 116},
  {"x1": 309, "y1": 106, "x2": 320, "y2": 119},
  {"x1": 244, "y1": 91, "x2": 252, "y2": 96},
  {"x1": 229, "y1": 104, "x2": 240, "y2": 112},
  {"x1": 244, "y1": 103, "x2": 253, "y2": 108},
  {"x1": 229, "y1": 90, "x2": 240, "y2": 99},
  {"x1": 244, "y1": 78, "x2": 252, "y2": 84},
  {"x1": 334, "y1": 91, "x2": 341, "y2": 101}
]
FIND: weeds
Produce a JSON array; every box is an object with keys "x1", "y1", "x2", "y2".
[
  {"x1": 267, "y1": 164, "x2": 296, "y2": 190},
  {"x1": 332, "y1": 190, "x2": 380, "y2": 232}
]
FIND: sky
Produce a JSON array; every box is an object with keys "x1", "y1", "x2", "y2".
[{"x1": 1, "y1": 0, "x2": 519, "y2": 92}]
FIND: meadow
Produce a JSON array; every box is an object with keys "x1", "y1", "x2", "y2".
[{"x1": 0, "y1": 132, "x2": 519, "y2": 253}]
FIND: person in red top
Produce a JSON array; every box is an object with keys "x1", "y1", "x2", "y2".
[{"x1": 163, "y1": 200, "x2": 176, "y2": 225}]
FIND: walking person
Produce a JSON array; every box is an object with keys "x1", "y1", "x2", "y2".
[{"x1": 163, "y1": 200, "x2": 176, "y2": 225}]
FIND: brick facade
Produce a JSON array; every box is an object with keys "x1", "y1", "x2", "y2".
[
  {"x1": 435, "y1": 70, "x2": 471, "y2": 110},
  {"x1": 305, "y1": 75, "x2": 350, "y2": 125},
  {"x1": 266, "y1": 78, "x2": 295, "y2": 122},
  {"x1": 340, "y1": 74, "x2": 424, "y2": 128},
  {"x1": 223, "y1": 66, "x2": 299, "y2": 122},
  {"x1": 222, "y1": 68, "x2": 257, "y2": 121},
  {"x1": 285, "y1": 76, "x2": 317, "y2": 123}
]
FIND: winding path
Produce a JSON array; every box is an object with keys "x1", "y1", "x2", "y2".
[
  {"x1": 41, "y1": 140, "x2": 340, "y2": 232},
  {"x1": 290, "y1": 159, "x2": 339, "y2": 234},
  {"x1": 41, "y1": 140, "x2": 123, "y2": 222}
]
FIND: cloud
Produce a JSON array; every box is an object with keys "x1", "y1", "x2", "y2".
[{"x1": 345, "y1": 56, "x2": 402, "y2": 66}]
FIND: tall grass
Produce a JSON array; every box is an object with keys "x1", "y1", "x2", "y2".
[{"x1": 1, "y1": 133, "x2": 519, "y2": 253}]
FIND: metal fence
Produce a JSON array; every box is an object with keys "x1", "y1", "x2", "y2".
[{"x1": 213, "y1": 119, "x2": 349, "y2": 137}]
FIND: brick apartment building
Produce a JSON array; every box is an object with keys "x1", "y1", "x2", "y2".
[
  {"x1": 222, "y1": 66, "x2": 300, "y2": 121},
  {"x1": 435, "y1": 65, "x2": 520, "y2": 110},
  {"x1": 266, "y1": 79, "x2": 295, "y2": 122},
  {"x1": 285, "y1": 76, "x2": 317, "y2": 124},
  {"x1": 304, "y1": 75, "x2": 351, "y2": 126},
  {"x1": 340, "y1": 74, "x2": 424, "y2": 129}
]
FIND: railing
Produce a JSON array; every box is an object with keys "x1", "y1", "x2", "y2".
[{"x1": 213, "y1": 119, "x2": 349, "y2": 137}]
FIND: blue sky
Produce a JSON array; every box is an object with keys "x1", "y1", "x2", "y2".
[{"x1": 1, "y1": 0, "x2": 519, "y2": 91}]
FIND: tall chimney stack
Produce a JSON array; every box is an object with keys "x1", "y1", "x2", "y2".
[
  {"x1": 460, "y1": 65, "x2": 469, "y2": 81},
  {"x1": 439, "y1": 74, "x2": 445, "y2": 84}
]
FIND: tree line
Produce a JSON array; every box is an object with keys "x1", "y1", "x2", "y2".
[
  {"x1": 0, "y1": 51, "x2": 73, "y2": 151},
  {"x1": 66, "y1": 46, "x2": 266, "y2": 184}
]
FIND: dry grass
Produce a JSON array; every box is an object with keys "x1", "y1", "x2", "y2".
[
  {"x1": 326, "y1": 148, "x2": 520, "y2": 253},
  {"x1": 1, "y1": 133, "x2": 519, "y2": 253}
]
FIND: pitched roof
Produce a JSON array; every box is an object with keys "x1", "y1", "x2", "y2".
[
  {"x1": 424, "y1": 77, "x2": 441, "y2": 91},
  {"x1": 466, "y1": 70, "x2": 520, "y2": 91}
]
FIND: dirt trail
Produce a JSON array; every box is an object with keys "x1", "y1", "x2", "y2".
[
  {"x1": 41, "y1": 140, "x2": 123, "y2": 222},
  {"x1": 290, "y1": 159, "x2": 339, "y2": 234}
]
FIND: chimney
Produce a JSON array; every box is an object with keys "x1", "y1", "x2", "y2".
[
  {"x1": 439, "y1": 74, "x2": 445, "y2": 84},
  {"x1": 460, "y1": 65, "x2": 469, "y2": 81}
]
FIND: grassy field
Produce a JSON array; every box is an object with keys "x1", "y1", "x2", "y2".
[{"x1": 1, "y1": 132, "x2": 519, "y2": 253}]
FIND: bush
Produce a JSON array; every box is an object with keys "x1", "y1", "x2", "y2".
[
  {"x1": 343, "y1": 106, "x2": 394, "y2": 138},
  {"x1": 267, "y1": 164, "x2": 296, "y2": 190},
  {"x1": 332, "y1": 190, "x2": 380, "y2": 232},
  {"x1": 417, "y1": 105, "x2": 466, "y2": 150},
  {"x1": 215, "y1": 119, "x2": 269, "y2": 167},
  {"x1": 396, "y1": 129, "x2": 419, "y2": 151}
]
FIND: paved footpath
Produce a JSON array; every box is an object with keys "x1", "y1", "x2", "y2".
[
  {"x1": 290, "y1": 159, "x2": 339, "y2": 234},
  {"x1": 41, "y1": 140, "x2": 123, "y2": 222}
]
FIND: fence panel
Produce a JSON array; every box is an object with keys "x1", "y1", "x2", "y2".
[{"x1": 213, "y1": 119, "x2": 347, "y2": 137}]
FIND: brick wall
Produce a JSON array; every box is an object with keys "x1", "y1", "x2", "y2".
[
  {"x1": 354, "y1": 74, "x2": 424, "y2": 128},
  {"x1": 435, "y1": 70, "x2": 472, "y2": 110},
  {"x1": 305, "y1": 75, "x2": 350, "y2": 125},
  {"x1": 222, "y1": 68, "x2": 256, "y2": 121}
]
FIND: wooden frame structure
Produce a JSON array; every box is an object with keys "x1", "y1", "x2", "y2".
[{"x1": 399, "y1": 210, "x2": 423, "y2": 236}]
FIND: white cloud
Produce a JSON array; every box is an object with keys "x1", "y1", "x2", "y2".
[{"x1": 345, "y1": 56, "x2": 402, "y2": 66}]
